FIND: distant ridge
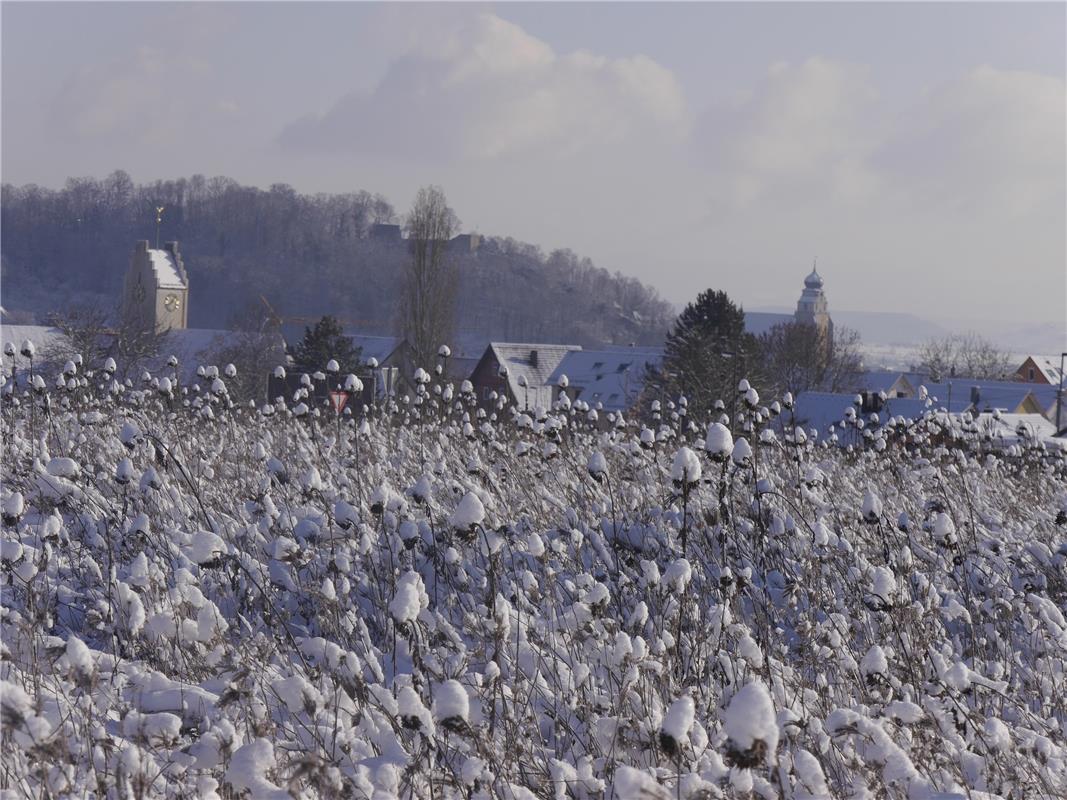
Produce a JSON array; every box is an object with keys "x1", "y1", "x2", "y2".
[{"x1": 750, "y1": 306, "x2": 949, "y2": 346}]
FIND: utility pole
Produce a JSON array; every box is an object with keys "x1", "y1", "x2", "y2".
[{"x1": 1057, "y1": 352, "x2": 1066, "y2": 434}]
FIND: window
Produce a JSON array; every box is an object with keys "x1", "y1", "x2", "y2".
[
  {"x1": 616, "y1": 363, "x2": 631, "y2": 372},
  {"x1": 1029, "y1": 368, "x2": 1035, "y2": 381}
]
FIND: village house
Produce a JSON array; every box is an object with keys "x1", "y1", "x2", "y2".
[
  {"x1": 854, "y1": 370, "x2": 1061, "y2": 423},
  {"x1": 335, "y1": 332, "x2": 488, "y2": 401},
  {"x1": 468, "y1": 343, "x2": 580, "y2": 411},
  {"x1": 549, "y1": 346, "x2": 663, "y2": 413},
  {"x1": 1013, "y1": 355, "x2": 1064, "y2": 386}
]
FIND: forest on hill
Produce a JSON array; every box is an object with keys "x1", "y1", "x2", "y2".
[{"x1": 1, "y1": 171, "x2": 673, "y2": 346}]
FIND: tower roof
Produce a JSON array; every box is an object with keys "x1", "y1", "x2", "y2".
[
  {"x1": 804, "y1": 267, "x2": 823, "y2": 290},
  {"x1": 149, "y1": 248, "x2": 186, "y2": 289}
]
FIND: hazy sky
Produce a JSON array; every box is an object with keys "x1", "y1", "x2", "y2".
[{"x1": 3, "y1": 2, "x2": 1065, "y2": 325}]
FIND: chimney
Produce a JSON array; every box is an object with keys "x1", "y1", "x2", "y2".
[{"x1": 529, "y1": 350, "x2": 539, "y2": 367}]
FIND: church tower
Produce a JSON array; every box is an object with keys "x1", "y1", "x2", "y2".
[
  {"x1": 794, "y1": 264, "x2": 833, "y2": 341},
  {"x1": 121, "y1": 240, "x2": 189, "y2": 333}
]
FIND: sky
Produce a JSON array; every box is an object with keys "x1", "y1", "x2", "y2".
[{"x1": 2, "y1": 1, "x2": 1065, "y2": 328}]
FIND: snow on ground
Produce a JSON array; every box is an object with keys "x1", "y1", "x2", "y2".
[{"x1": 2, "y1": 351, "x2": 1066, "y2": 799}]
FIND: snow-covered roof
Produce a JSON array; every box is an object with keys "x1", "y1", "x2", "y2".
[
  {"x1": 447, "y1": 331, "x2": 491, "y2": 361},
  {"x1": 974, "y1": 412, "x2": 1061, "y2": 449},
  {"x1": 1, "y1": 324, "x2": 277, "y2": 384},
  {"x1": 907, "y1": 375, "x2": 1058, "y2": 411},
  {"x1": 488, "y1": 342, "x2": 581, "y2": 410},
  {"x1": 1, "y1": 325, "x2": 67, "y2": 369},
  {"x1": 548, "y1": 347, "x2": 663, "y2": 412},
  {"x1": 857, "y1": 371, "x2": 915, "y2": 395},
  {"x1": 149, "y1": 249, "x2": 185, "y2": 289},
  {"x1": 877, "y1": 395, "x2": 953, "y2": 420},
  {"x1": 153, "y1": 328, "x2": 271, "y2": 382},
  {"x1": 346, "y1": 334, "x2": 401, "y2": 365},
  {"x1": 1019, "y1": 355, "x2": 1064, "y2": 385},
  {"x1": 341, "y1": 331, "x2": 489, "y2": 373},
  {"x1": 789, "y1": 392, "x2": 859, "y2": 436},
  {"x1": 788, "y1": 391, "x2": 979, "y2": 442},
  {"x1": 895, "y1": 381, "x2": 972, "y2": 414},
  {"x1": 876, "y1": 369, "x2": 1059, "y2": 409},
  {"x1": 966, "y1": 385, "x2": 1045, "y2": 416}
]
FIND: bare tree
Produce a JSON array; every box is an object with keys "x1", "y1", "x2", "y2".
[
  {"x1": 109, "y1": 321, "x2": 170, "y2": 381},
  {"x1": 205, "y1": 303, "x2": 286, "y2": 404},
  {"x1": 43, "y1": 303, "x2": 112, "y2": 368},
  {"x1": 917, "y1": 332, "x2": 1011, "y2": 381},
  {"x1": 44, "y1": 302, "x2": 169, "y2": 379},
  {"x1": 757, "y1": 322, "x2": 863, "y2": 397},
  {"x1": 399, "y1": 186, "x2": 459, "y2": 370}
]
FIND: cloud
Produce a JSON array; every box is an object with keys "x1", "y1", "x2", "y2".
[
  {"x1": 681, "y1": 57, "x2": 1063, "y2": 321},
  {"x1": 697, "y1": 57, "x2": 884, "y2": 210},
  {"x1": 44, "y1": 5, "x2": 241, "y2": 147},
  {"x1": 279, "y1": 12, "x2": 689, "y2": 160},
  {"x1": 695, "y1": 58, "x2": 1064, "y2": 219},
  {"x1": 873, "y1": 65, "x2": 1066, "y2": 217}
]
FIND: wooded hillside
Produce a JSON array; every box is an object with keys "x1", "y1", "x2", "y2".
[{"x1": 1, "y1": 171, "x2": 673, "y2": 346}]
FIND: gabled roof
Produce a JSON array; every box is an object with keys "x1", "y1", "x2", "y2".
[
  {"x1": 346, "y1": 334, "x2": 401, "y2": 365},
  {"x1": 857, "y1": 370, "x2": 915, "y2": 395},
  {"x1": 967, "y1": 385, "x2": 1043, "y2": 415},
  {"x1": 448, "y1": 331, "x2": 491, "y2": 361},
  {"x1": 974, "y1": 412, "x2": 1059, "y2": 445},
  {"x1": 484, "y1": 342, "x2": 581, "y2": 410},
  {"x1": 909, "y1": 374, "x2": 1058, "y2": 409},
  {"x1": 148, "y1": 249, "x2": 186, "y2": 289},
  {"x1": 897, "y1": 381, "x2": 973, "y2": 414},
  {"x1": 0, "y1": 324, "x2": 281, "y2": 384},
  {"x1": 789, "y1": 391, "x2": 952, "y2": 440},
  {"x1": 342, "y1": 330, "x2": 488, "y2": 372},
  {"x1": 789, "y1": 392, "x2": 859, "y2": 436},
  {"x1": 1018, "y1": 355, "x2": 1064, "y2": 385},
  {"x1": 548, "y1": 347, "x2": 663, "y2": 412},
  {"x1": 1, "y1": 324, "x2": 67, "y2": 369},
  {"x1": 154, "y1": 328, "x2": 286, "y2": 383}
]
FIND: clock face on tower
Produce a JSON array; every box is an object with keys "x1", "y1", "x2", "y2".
[{"x1": 164, "y1": 294, "x2": 181, "y2": 312}]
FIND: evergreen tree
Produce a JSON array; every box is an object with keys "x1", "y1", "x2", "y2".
[
  {"x1": 645, "y1": 290, "x2": 757, "y2": 415},
  {"x1": 289, "y1": 316, "x2": 362, "y2": 374}
]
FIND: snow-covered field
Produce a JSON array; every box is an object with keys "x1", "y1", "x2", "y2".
[{"x1": 2, "y1": 356, "x2": 1066, "y2": 799}]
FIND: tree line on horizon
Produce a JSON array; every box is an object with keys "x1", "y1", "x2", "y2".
[{"x1": 0, "y1": 171, "x2": 674, "y2": 347}]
